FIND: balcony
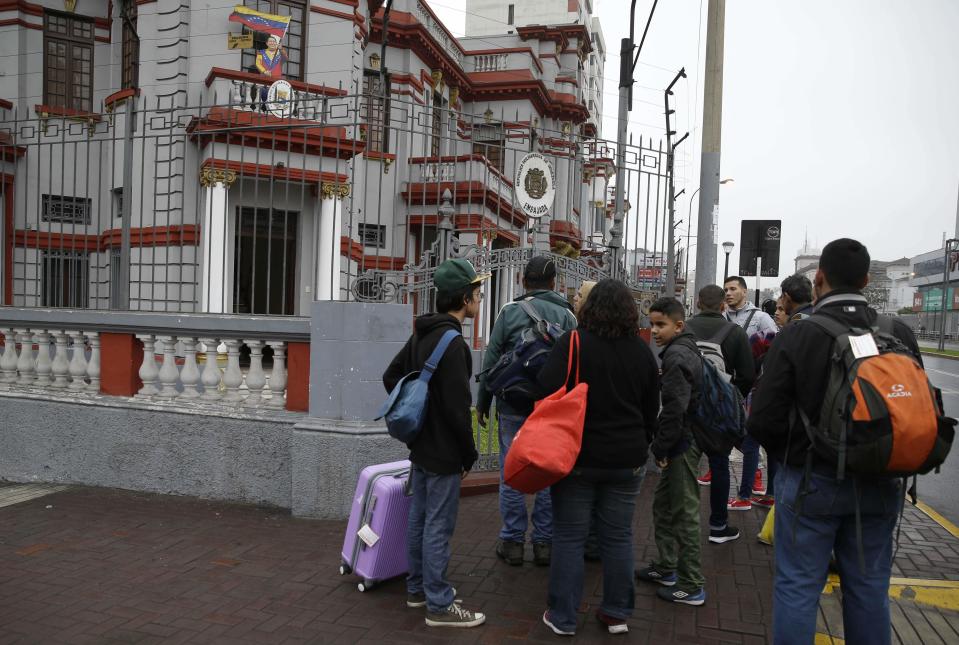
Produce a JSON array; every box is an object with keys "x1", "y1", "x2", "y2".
[
  {"x1": 404, "y1": 154, "x2": 523, "y2": 227},
  {"x1": 204, "y1": 68, "x2": 348, "y2": 123}
]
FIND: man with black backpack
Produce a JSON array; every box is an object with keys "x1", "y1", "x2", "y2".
[
  {"x1": 748, "y1": 238, "x2": 954, "y2": 644},
  {"x1": 477, "y1": 256, "x2": 578, "y2": 567},
  {"x1": 685, "y1": 285, "x2": 755, "y2": 544}
]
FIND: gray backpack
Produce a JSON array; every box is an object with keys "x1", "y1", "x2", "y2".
[{"x1": 695, "y1": 324, "x2": 736, "y2": 384}]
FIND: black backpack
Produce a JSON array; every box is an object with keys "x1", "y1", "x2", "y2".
[{"x1": 480, "y1": 301, "x2": 564, "y2": 406}]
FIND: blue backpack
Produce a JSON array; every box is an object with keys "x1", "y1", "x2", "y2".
[
  {"x1": 480, "y1": 300, "x2": 564, "y2": 406},
  {"x1": 376, "y1": 329, "x2": 460, "y2": 444},
  {"x1": 689, "y1": 344, "x2": 746, "y2": 457}
]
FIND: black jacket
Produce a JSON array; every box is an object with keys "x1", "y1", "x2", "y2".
[
  {"x1": 536, "y1": 329, "x2": 660, "y2": 469},
  {"x1": 653, "y1": 331, "x2": 702, "y2": 461},
  {"x1": 747, "y1": 291, "x2": 922, "y2": 469},
  {"x1": 383, "y1": 314, "x2": 479, "y2": 475},
  {"x1": 685, "y1": 312, "x2": 755, "y2": 397}
]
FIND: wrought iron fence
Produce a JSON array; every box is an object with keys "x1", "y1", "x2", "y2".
[{"x1": 0, "y1": 88, "x2": 673, "y2": 339}]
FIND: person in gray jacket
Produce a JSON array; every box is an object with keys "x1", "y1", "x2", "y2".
[
  {"x1": 476, "y1": 256, "x2": 577, "y2": 567},
  {"x1": 723, "y1": 276, "x2": 778, "y2": 340}
]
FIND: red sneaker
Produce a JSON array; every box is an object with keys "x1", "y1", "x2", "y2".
[
  {"x1": 697, "y1": 470, "x2": 712, "y2": 487},
  {"x1": 752, "y1": 471, "x2": 766, "y2": 495},
  {"x1": 727, "y1": 498, "x2": 752, "y2": 511},
  {"x1": 751, "y1": 495, "x2": 775, "y2": 508}
]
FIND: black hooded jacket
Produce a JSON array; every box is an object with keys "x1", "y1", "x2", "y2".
[
  {"x1": 747, "y1": 291, "x2": 921, "y2": 470},
  {"x1": 383, "y1": 313, "x2": 479, "y2": 475},
  {"x1": 653, "y1": 331, "x2": 703, "y2": 460}
]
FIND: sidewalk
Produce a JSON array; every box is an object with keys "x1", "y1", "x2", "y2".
[{"x1": 1, "y1": 471, "x2": 958, "y2": 644}]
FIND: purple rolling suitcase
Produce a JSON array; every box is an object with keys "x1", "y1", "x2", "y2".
[{"x1": 339, "y1": 459, "x2": 412, "y2": 592}]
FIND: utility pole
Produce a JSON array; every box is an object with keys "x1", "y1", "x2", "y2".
[
  {"x1": 610, "y1": 0, "x2": 658, "y2": 280},
  {"x1": 665, "y1": 68, "x2": 687, "y2": 300},
  {"x1": 693, "y1": 0, "x2": 726, "y2": 300}
]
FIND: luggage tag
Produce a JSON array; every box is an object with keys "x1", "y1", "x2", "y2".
[
  {"x1": 357, "y1": 523, "x2": 380, "y2": 548},
  {"x1": 849, "y1": 333, "x2": 879, "y2": 359}
]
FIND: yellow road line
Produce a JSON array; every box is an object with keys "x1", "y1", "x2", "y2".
[
  {"x1": 815, "y1": 633, "x2": 845, "y2": 645},
  {"x1": 913, "y1": 499, "x2": 959, "y2": 539},
  {"x1": 823, "y1": 573, "x2": 959, "y2": 611}
]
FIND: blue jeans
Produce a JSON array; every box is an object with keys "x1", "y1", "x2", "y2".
[
  {"x1": 773, "y1": 464, "x2": 901, "y2": 645},
  {"x1": 706, "y1": 451, "x2": 731, "y2": 529},
  {"x1": 406, "y1": 465, "x2": 461, "y2": 613},
  {"x1": 547, "y1": 467, "x2": 644, "y2": 633},
  {"x1": 498, "y1": 412, "x2": 552, "y2": 543},
  {"x1": 767, "y1": 458, "x2": 779, "y2": 498},
  {"x1": 738, "y1": 434, "x2": 762, "y2": 499}
]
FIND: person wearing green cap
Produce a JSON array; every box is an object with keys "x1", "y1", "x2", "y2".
[{"x1": 383, "y1": 258, "x2": 490, "y2": 628}]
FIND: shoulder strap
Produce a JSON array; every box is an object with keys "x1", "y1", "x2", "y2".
[
  {"x1": 419, "y1": 329, "x2": 461, "y2": 383},
  {"x1": 710, "y1": 322, "x2": 736, "y2": 346},
  {"x1": 744, "y1": 310, "x2": 757, "y2": 330},
  {"x1": 804, "y1": 313, "x2": 851, "y2": 339},
  {"x1": 518, "y1": 300, "x2": 544, "y2": 325}
]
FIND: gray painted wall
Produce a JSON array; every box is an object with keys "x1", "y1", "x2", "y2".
[
  {"x1": 0, "y1": 395, "x2": 294, "y2": 508},
  {"x1": 0, "y1": 301, "x2": 416, "y2": 518}
]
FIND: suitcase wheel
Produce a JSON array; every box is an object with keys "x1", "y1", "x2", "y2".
[
  {"x1": 339, "y1": 563, "x2": 352, "y2": 576},
  {"x1": 358, "y1": 580, "x2": 375, "y2": 593}
]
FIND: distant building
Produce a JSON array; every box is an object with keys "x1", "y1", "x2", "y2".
[
  {"x1": 794, "y1": 239, "x2": 821, "y2": 274},
  {"x1": 465, "y1": 0, "x2": 605, "y2": 137},
  {"x1": 910, "y1": 248, "x2": 957, "y2": 335}
]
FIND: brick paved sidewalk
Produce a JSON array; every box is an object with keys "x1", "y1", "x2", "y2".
[{"x1": 1, "y1": 470, "x2": 957, "y2": 644}]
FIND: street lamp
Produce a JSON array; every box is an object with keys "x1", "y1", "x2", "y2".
[
  {"x1": 684, "y1": 178, "x2": 734, "y2": 300},
  {"x1": 722, "y1": 241, "x2": 735, "y2": 280}
]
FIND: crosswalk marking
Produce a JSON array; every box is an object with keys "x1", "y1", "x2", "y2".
[{"x1": 0, "y1": 484, "x2": 72, "y2": 509}]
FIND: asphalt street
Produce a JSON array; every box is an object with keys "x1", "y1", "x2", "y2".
[{"x1": 918, "y1": 354, "x2": 959, "y2": 526}]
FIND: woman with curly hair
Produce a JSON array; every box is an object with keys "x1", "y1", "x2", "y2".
[{"x1": 536, "y1": 279, "x2": 660, "y2": 636}]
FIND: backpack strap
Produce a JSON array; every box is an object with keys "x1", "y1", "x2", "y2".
[
  {"x1": 803, "y1": 313, "x2": 851, "y2": 339},
  {"x1": 518, "y1": 300, "x2": 545, "y2": 326},
  {"x1": 418, "y1": 329, "x2": 461, "y2": 383},
  {"x1": 743, "y1": 310, "x2": 757, "y2": 331},
  {"x1": 710, "y1": 322, "x2": 737, "y2": 346}
]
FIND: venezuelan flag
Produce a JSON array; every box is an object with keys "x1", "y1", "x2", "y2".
[{"x1": 228, "y1": 6, "x2": 292, "y2": 39}]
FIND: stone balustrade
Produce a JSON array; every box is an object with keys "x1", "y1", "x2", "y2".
[
  {"x1": 229, "y1": 79, "x2": 325, "y2": 121},
  {"x1": 0, "y1": 327, "x2": 100, "y2": 392},
  {"x1": 472, "y1": 54, "x2": 509, "y2": 73},
  {"x1": 133, "y1": 334, "x2": 288, "y2": 408},
  {"x1": 0, "y1": 309, "x2": 310, "y2": 414}
]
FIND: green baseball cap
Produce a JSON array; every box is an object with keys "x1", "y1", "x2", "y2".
[{"x1": 434, "y1": 258, "x2": 490, "y2": 292}]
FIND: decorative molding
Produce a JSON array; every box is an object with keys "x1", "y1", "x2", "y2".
[
  {"x1": 199, "y1": 167, "x2": 237, "y2": 188},
  {"x1": 320, "y1": 182, "x2": 351, "y2": 200}
]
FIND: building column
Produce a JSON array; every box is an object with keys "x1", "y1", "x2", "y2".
[
  {"x1": 199, "y1": 167, "x2": 237, "y2": 313},
  {"x1": 316, "y1": 182, "x2": 350, "y2": 301}
]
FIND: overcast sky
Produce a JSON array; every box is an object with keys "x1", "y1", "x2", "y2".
[{"x1": 429, "y1": 0, "x2": 959, "y2": 286}]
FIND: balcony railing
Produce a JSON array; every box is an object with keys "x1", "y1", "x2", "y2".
[
  {"x1": 473, "y1": 54, "x2": 509, "y2": 72},
  {"x1": 410, "y1": 154, "x2": 513, "y2": 204},
  {"x1": 205, "y1": 68, "x2": 348, "y2": 123}
]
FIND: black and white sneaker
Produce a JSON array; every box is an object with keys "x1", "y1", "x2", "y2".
[
  {"x1": 635, "y1": 564, "x2": 678, "y2": 586},
  {"x1": 708, "y1": 525, "x2": 741, "y2": 544},
  {"x1": 656, "y1": 586, "x2": 706, "y2": 606},
  {"x1": 425, "y1": 603, "x2": 486, "y2": 628}
]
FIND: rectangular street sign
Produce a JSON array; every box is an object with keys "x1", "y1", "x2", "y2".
[{"x1": 739, "y1": 220, "x2": 782, "y2": 277}]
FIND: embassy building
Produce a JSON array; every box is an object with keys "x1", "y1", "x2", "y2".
[{"x1": 0, "y1": 0, "x2": 625, "y2": 343}]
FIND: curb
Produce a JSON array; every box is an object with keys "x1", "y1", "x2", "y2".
[{"x1": 921, "y1": 350, "x2": 959, "y2": 361}]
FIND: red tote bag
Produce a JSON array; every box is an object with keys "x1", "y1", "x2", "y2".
[{"x1": 504, "y1": 330, "x2": 588, "y2": 494}]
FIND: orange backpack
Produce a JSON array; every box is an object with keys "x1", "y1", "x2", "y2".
[{"x1": 798, "y1": 315, "x2": 954, "y2": 479}]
